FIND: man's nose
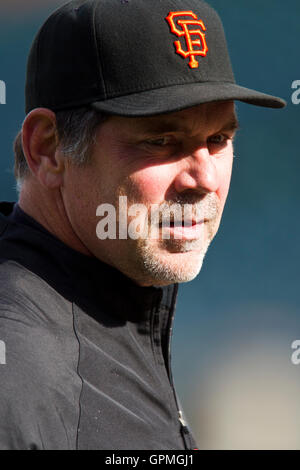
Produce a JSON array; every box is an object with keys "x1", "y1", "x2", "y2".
[{"x1": 173, "y1": 146, "x2": 219, "y2": 195}]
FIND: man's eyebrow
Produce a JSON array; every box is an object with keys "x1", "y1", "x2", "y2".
[
  {"x1": 138, "y1": 114, "x2": 240, "y2": 135},
  {"x1": 139, "y1": 121, "x2": 184, "y2": 135},
  {"x1": 219, "y1": 117, "x2": 240, "y2": 132}
]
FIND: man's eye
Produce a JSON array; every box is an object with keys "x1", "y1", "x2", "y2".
[
  {"x1": 208, "y1": 134, "x2": 229, "y2": 145},
  {"x1": 145, "y1": 136, "x2": 174, "y2": 147}
]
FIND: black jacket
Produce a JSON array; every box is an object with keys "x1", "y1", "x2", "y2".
[{"x1": 0, "y1": 202, "x2": 198, "y2": 450}]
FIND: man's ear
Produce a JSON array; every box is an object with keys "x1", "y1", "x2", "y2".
[{"x1": 22, "y1": 108, "x2": 65, "y2": 188}]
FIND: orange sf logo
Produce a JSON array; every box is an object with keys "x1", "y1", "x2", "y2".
[{"x1": 165, "y1": 11, "x2": 208, "y2": 69}]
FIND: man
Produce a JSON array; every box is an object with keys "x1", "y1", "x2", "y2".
[{"x1": 0, "y1": 0, "x2": 285, "y2": 450}]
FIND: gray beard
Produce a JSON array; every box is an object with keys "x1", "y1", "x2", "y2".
[{"x1": 137, "y1": 236, "x2": 211, "y2": 284}]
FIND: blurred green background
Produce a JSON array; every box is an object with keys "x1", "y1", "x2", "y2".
[{"x1": 1, "y1": 0, "x2": 300, "y2": 449}]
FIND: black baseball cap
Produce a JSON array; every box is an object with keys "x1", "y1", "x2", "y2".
[{"x1": 25, "y1": 0, "x2": 286, "y2": 116}]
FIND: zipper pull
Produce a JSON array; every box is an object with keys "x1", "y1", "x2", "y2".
[{"x1": 178, "y1": 409, "x2": 187, "y2": 427}]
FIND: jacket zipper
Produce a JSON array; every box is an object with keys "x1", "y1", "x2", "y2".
[{"x1": 164, "y1": 284, "x2": 194, "y2": 449}]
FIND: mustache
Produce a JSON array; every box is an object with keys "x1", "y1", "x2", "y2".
[{"x1": 150, "y1": 193, "x2": 219, "y2": 225}]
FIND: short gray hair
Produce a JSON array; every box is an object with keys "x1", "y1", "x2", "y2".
[{"x1": 14, "y1": 106, "x2": 108, "y2": 189}]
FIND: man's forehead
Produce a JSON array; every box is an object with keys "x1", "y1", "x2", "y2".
[{"x1": 111, "y1": 100, "x2": 238, "y2": 136}]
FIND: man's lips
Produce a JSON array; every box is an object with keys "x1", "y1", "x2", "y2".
[
  {"x1": 159, "y1": 218, "x2": 207, "y2": 227},
  {"x1": 157, "y1": 219, "x2": 207, "y2": 241}
]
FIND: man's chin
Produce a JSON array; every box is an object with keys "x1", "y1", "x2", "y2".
[{"x1": 141, "y1": 246, "x2": 207, "y2": 285}]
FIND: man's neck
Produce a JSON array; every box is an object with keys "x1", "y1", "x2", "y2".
[{"x1": 18, "y1": 182, "x2": 92, "y2": 257}]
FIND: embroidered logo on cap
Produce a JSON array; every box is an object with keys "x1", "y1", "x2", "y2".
[{"x1": 166, "y1": 11, "x2": 208, "y2": 69}]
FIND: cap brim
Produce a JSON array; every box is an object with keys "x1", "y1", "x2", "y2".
[{"x1": 91, "y1": 82, "x2": 286, "y2": 117}]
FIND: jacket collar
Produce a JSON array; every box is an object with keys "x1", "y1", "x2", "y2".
[{"x1": 0, "y1": 201, "x2": 178, "y2": 326}]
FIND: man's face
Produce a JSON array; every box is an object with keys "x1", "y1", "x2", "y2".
[{"x1": 61, "y1": 101, "x2": 238, "y2": 286}]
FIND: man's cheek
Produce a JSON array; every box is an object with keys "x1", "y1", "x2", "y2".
[
  {"x1": 217, "y1": 158, "x2": 233, "y2": 204},
  {"x1": 130, "y1": 167, "x2": 172, "y2": 203},
  {"x1": 215, "y1": 184, "x2": 230, "y2": 217}
]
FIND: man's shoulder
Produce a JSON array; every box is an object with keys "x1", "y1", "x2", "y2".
[
  {"x1": 0, "y1": 260, "x2": 81, "y2": 449},
  {"x1": 0, "y1": 259, "x2": 72, "y2": 326},
  {"x1": 0, "y1": 259, "x2": 78, "y2": 387}
]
